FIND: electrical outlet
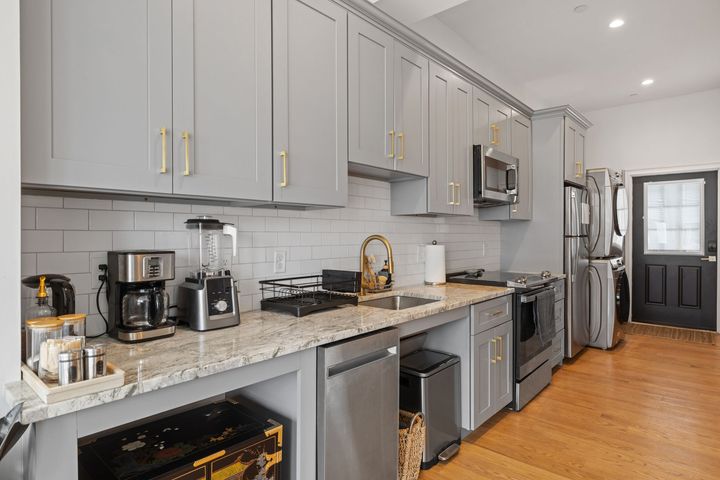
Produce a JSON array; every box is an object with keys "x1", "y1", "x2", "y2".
[
  {"x1": 90, "y1": 252, "x2": 108, "y2": 289},
  {"x1": 273, "y1": 250, "x2": 287, "y2": 274},
  {"x1": 416, "y1": 244, "x2": 426, "y2": 263}
]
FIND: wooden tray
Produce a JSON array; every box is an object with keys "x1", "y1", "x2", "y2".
[{"x1": 21, "y1": 362, "x2": 125, "y2": 404}]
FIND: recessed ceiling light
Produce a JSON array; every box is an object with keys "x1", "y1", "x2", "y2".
[
  {"x1": 641, "y1": 78, "x2": 655, "y2": 86},
  {"x1": 609, "y1": 18, "x2": 625, "y2": 28},
  {"x1": 366, "y1": 0, "x2": 380, "y2": 3},
  {"x1": 574, "y1": 5, "x2": 588, "y2": 14}
]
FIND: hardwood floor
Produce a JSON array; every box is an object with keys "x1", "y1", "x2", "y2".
[{"x1": 420, "y1": 334, "x2": 720, "y2": 479}]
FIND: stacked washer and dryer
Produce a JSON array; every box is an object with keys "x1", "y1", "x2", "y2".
[{"x1": 586, "y1": 169, "x2": 631, "y2": 350}]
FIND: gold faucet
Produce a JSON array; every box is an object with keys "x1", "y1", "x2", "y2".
[{"x1": 359, "y1": 235, "x2": 394, "y2": 296}]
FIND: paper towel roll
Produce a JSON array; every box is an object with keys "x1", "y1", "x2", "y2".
[{"x1": 425, "y1": 243, "x2": 446, "y2": 285}]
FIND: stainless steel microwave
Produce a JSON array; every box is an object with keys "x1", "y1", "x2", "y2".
[{"x1": 473, "y1": 145, "x2": 518, "y2": 207}]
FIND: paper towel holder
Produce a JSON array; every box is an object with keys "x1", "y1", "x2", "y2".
[{"x1": 424, "y1": 240, "x2": 447, "y2": 286}]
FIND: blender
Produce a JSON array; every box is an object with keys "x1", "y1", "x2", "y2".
[{"x1": 176, "y1": 216, "x2": 240, "y2": 331}]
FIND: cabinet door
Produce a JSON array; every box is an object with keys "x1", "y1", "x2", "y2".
[
  {"x1": 428, "y1": 63, "x2": 454, "y2": 215},
  {"x1": 575, "y1": 127, "x2": 586, "y2": 182},
  {"x1": 273, "y1": 0, "x2": 348, "y2": 206},
  {"x1": 471, "y1": 328, "x2": 498, "y2": 429},
  {"x1": 494, "y1": 321, "x2": 514, "y2": 409},
  {"x1": 451, "y1": 76, "x2": 474, "y2": 215},
  {"x1": 490, "y1": 100, "x2": 512, "y2": 155},
  {"x1": 510, "y1": 112, "x2": 532, "y2": 220},
  {"x1": 472, "y1": 87, "x2": 492, "y2": 146},
  {"x1": 348, "y1": 14, "x2": 394, "y2": 171},
  {"x1": 564, "y1": 117, "x2": 579, "y2": 183},
  {"x1": 22, "y1": 0, "x2": 172, "y2": 194},
  {"x1": 394, "y1": 42, "x2": 429, "y2": 177},
  {"x1": 172, "y1": 0, "x2": 272, "y2": 201}
]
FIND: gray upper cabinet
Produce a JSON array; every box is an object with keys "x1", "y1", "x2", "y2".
[
  {"x1": 564, "y1": 117, "x2": 586, "y2": 185},
  {"x1": 393, "y1": 42, "x2": 429, "y2": 177},
  {"x1": 428, "y1": 63, "x2": 454, "y2": 215},
  {"x1": 509, "y1": 111, "x2": 532, "y2": 220},
  {"x1": 172, "y1": 0, "x2": 272, "y2": 201},
  {"x1": 21, "y1": 0, "x2": 173, "y2": 194},
  {"x1": 472, "y1": 87, "x2": 511, "y2": 155},
  {"x1": 451, "y1": 73, "x2": 473, "y2": 215},
  {"x1": 348, "y1": 14, "x2": 394, "y2": 171},
  {"x1": 273, "y1": 0, "x2": 348, "y2": 207}
]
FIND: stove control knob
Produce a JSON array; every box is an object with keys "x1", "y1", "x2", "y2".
[
  {"x1": 541, "y1": 270, "x2": 551, "y2": 279},
  {"x1": 214, "y1": 300, "x2": 228, "y2": 312},
  {"x1": 516, "y1": 275, "x2": 528, "y2": 285}
]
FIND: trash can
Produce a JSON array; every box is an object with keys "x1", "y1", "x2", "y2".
[{"x1": 399, "y1": 349, "x2": 461, "y2": 469}]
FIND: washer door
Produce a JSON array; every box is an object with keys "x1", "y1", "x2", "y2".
[
  {"x1": 615, "y1": 270, "x2": 630, "y2": 323},
  {"x1": 613, "y1": 184, "x2": 629, "y2": 237}
]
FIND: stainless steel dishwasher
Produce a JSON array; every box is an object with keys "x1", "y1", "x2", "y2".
[{"x1": 317, "y1": 328, "x2": 399, "y2": 480}]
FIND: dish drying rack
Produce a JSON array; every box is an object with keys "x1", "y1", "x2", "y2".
[{"x1": 259, "y1": 273, "x2": 359, "y2": 317}]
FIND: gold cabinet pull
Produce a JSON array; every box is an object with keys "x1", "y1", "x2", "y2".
[
  {"x1": 280, "y1": 150, "x2": 288, "y2": 187},
  {"x1": 388, "y1": 130, "x2": 395, "y2": 158},
  {"x1": 454, "y1": 183, "x2": 461, "y2": 205},
  {"x1": 160, "y1": 128, "x2": 168, "y2": 173},
  {"x1": 576, "y1": 161, "x2": 583, "y2": 177},
  {"x1": 490, "y1": 124, "x2": 498, "y2": 145},
  {"x1": 497, "y1": 336, "x2": 503, "y2": 361},
  {"x1": 491, "y1": 338, "x2": 497, "y2": 364},
  {"x1": 182, "y1": 131, "x2": 190, "y2": 176},
  {"x1": 512, "y1": 204, "x2": 518, "y2": 214},
  {"x1": 448, "y1": 182, "x2": 456, "y2": 205},
  {"x1": 397, "y1": 132, "x2": 405, "y2": 160}
]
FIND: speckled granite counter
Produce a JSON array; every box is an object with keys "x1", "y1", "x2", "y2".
[{"x1": 5, "y1": 283, "x2": 511, "y2": 424}]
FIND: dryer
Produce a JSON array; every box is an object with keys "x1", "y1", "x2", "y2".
[
  {"x1": 586, "y1": 168, "x2": 628, "y2": 258},
  {"x1": 588, "y1": 257, "x2": 630, "y2": 350}
]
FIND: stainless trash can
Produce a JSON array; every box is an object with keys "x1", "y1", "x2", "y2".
[{"x1": 399, "y1": 349, "x2": 461, "y2": 469}]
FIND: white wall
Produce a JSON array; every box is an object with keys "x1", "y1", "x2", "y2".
[
  {"x1": 0, "y1": 0, "x2": 23, "y2": 477},
  {"x1": 585, "y1": 88, "x2": 720, "y2": 172}
]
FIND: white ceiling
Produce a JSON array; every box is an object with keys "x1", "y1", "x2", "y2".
[{"x1": 373, "y1": 0, "x2": 720, "y2": 112}]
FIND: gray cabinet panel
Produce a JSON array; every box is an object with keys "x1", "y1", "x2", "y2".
[
  {"x1": 393, "y1": 42, "x2": 429, "y2": 177},
  {"x1": 21, "y1": 0, "x2": 173, "y2": 194},
  {"x1": 348, "y1": 14, "x2": 394, "y2": 171},
  {"x1": 472, "y1": 87, "x2": 492, "y2": 147},
  {"x1": 491, "y1": 100, "x2": 512, "y2": 155},
  {"x1": 452, "y1": 75, "x2": 473, "y2": 216},
  {"x1": 273, "y1": 0, "x2": 348, "y2": 206},
  {"x1": 471, "y1": 327, "x2": 496, "y2": 428},
  {"x1": 428, "y1": 63, "x2": 454, "y2": 215},
  {"x1": 172, "y1": 0, "x2": 272, "y2": 201},
  {"x1": 494, "y1": 321, "x2": 513, "y2": 408},
  {"x1": 510, "y1": 112, "x2": 532, "y2": 220},
  {"x1": 564, "y1": 117, "x2": 586, "y2": 184}
]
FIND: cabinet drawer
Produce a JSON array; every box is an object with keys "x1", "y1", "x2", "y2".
[
  {"x1": 471, "y1": 295, "x2": 512, "y2": 335},
  {"x1": 554, "y1": 299, "x2": 564, "y2": 333},
  {"x1": 552, "y1": 279, "x2": 565, "y2": 301}
]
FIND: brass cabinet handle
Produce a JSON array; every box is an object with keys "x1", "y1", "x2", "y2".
[
  {"x1": 160, "y1": 128, "x2": 168, "y2": 173},
  {"x1": 280, "y1": 150, "x2": 288, "y2": 187},
  {"x1": 448, "y1": 182, "x2": 456, "y2": 205},
  {"x1": 512, "y1": 204, "x2": 518, "y2": 214},
  {"x1": 491, "y1": 124, "x2": 498, "y2": 145},
  {"x1": 455, "y1": 183, "x2": 461, "y2": 205},
  {"x1": 182, "y1": 131, "x2": 190, "y2": 176},
  {"x1": 397, "y1": 132, "x2": 405, "y2": 160},
  {"x1": 497, "y1": 336, "x2": 503, "y2": 361},
  {"x1": 388, "y1": 130, "x2": 395, "y2": 158},
  {"x1": 576, "y1": 161, "x2": 583, "y2": 177},
  {"x1": 491, "y1": 338, "x2": 497, "y2": 364}
]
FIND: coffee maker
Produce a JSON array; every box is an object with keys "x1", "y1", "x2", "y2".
[
  {"x1": 177, "y1": 217, "x2": 240, "y2": 331},
  {"x1": 107, "y1": 250, "x2": 176, "y2": 342}
]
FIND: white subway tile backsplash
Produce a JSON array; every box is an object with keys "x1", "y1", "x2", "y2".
[
  {"x1": 64, "y1": 231, "x2": 113, "y2": 252},
  {"x1": 20, "y1": 178, "x2": 500, "y2": 314},
  {"x1": 37, "y1": 208, "x2": 88, "y2": 230},
  {"x1": 89, "y1": 210, "x2": 135, "y2": 231}
]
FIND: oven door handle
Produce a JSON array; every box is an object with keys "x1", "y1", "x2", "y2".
[{"x1": 520, "y1": 286, "x2": 555, "y2": 304}]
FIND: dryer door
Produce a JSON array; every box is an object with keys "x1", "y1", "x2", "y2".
[{"x1": 615, "y1": 269, "x2": 630, "y2": 324}]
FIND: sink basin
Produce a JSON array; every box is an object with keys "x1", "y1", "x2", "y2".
[{"x1": 361, "y1": 295, "x2": 439, "y2": 311}]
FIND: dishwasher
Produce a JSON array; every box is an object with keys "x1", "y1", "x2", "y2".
[{"x1": 317, "y1": 328, "x2": 399, "y2": 480}]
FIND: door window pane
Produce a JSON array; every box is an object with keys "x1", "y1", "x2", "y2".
[{"x1": 644, "y1": 179, "x2": 704, "y2": 255}]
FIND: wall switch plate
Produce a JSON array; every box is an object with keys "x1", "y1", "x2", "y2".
[
  {"x1": 90, "y1": 252, "x2": 108, "y2": 289},
  {"x1": 273, "y1": 250, "x2": 287, "y2": 274}
]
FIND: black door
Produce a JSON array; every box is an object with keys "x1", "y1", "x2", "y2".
[{"x1": 632, "y1": 171, "x2": 717, "y2": 330}]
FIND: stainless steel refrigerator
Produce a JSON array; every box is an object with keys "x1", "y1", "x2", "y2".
[{"x1": 564, "y1": 185, "x2": 590, "y2": 357}]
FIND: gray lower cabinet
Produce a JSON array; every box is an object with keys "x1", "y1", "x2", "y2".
[
  {"x1": 471, "y1": 320, "x2": 513, "y2": 429},
  {"x1": 21, "y1": 0, "x2": 173, "y2": 194},
  {"x1": 172, "y1": 0, "x2": 272, "y2": 201},
  {"x1": 272, "y1": 0, "x2": 348, "y2": 207}
]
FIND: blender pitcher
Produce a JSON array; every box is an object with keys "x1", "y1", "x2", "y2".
[{"x1": 185, "y1": 216, "x2": 238, "y2": 276}]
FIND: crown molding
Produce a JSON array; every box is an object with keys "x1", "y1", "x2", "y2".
[{"x1": 532, "y1": 105, "x2": 593, "y2": 129}]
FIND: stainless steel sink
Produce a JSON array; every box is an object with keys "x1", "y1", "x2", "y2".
[{"x1": 361, "y1": 295, "x2": 439, "y2": 310}]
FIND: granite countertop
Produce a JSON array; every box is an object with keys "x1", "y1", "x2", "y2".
[{"x1": 5, "y1": 283, "x2": 512, "y2": 424}]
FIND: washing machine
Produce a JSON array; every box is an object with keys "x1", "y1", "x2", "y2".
[
  {"x1": 586, "y1": 168, "x2": 628, "y2": 258},
  {"x1": 588, "y1": 257, "x2": 630, "y2": 349}
]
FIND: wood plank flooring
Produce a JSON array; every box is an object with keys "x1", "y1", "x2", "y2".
[{"x1": 420, "y1": 334, "x2": 720, "y2": 479}]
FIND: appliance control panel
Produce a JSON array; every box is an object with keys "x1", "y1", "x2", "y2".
[{"x1": 205, "y1": 277, "x2": 235, "y2": 316}]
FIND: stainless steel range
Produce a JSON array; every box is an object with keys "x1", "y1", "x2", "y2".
[{"x1": 448, "y1": 269, "x2": 560, "y2": 410}]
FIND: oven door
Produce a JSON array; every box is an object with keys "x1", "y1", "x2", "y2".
[
  {"x1": 473, "y1": 145, "x2": 518, "y2": 206},
  {"x1": 515, "y1": 286, "x2": 555, "y2": 380}
]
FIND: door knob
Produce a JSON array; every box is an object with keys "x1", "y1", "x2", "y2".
[{"x1": 700, "y1": 256, "x2": 717, "y2": 262}]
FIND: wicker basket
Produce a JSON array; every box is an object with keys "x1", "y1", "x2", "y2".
[{"x1": 398, "y1": 410, "x2": 425, "y2": 480}]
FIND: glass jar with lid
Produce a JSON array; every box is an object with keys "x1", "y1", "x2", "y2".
[
  {"x1": 59, "y1": 313, "x2": 87, "y2": 337},
  {"x1": 25, "y1": 317, "x2": 63, "y2": 374}
]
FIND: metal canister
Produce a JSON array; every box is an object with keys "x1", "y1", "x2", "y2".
[
  {"x1": 57, "y1": 350, "x2": 84, "y2": 386},
  {"x1": 83, "y1": 345, "x2": 107, "y2": 380}
]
